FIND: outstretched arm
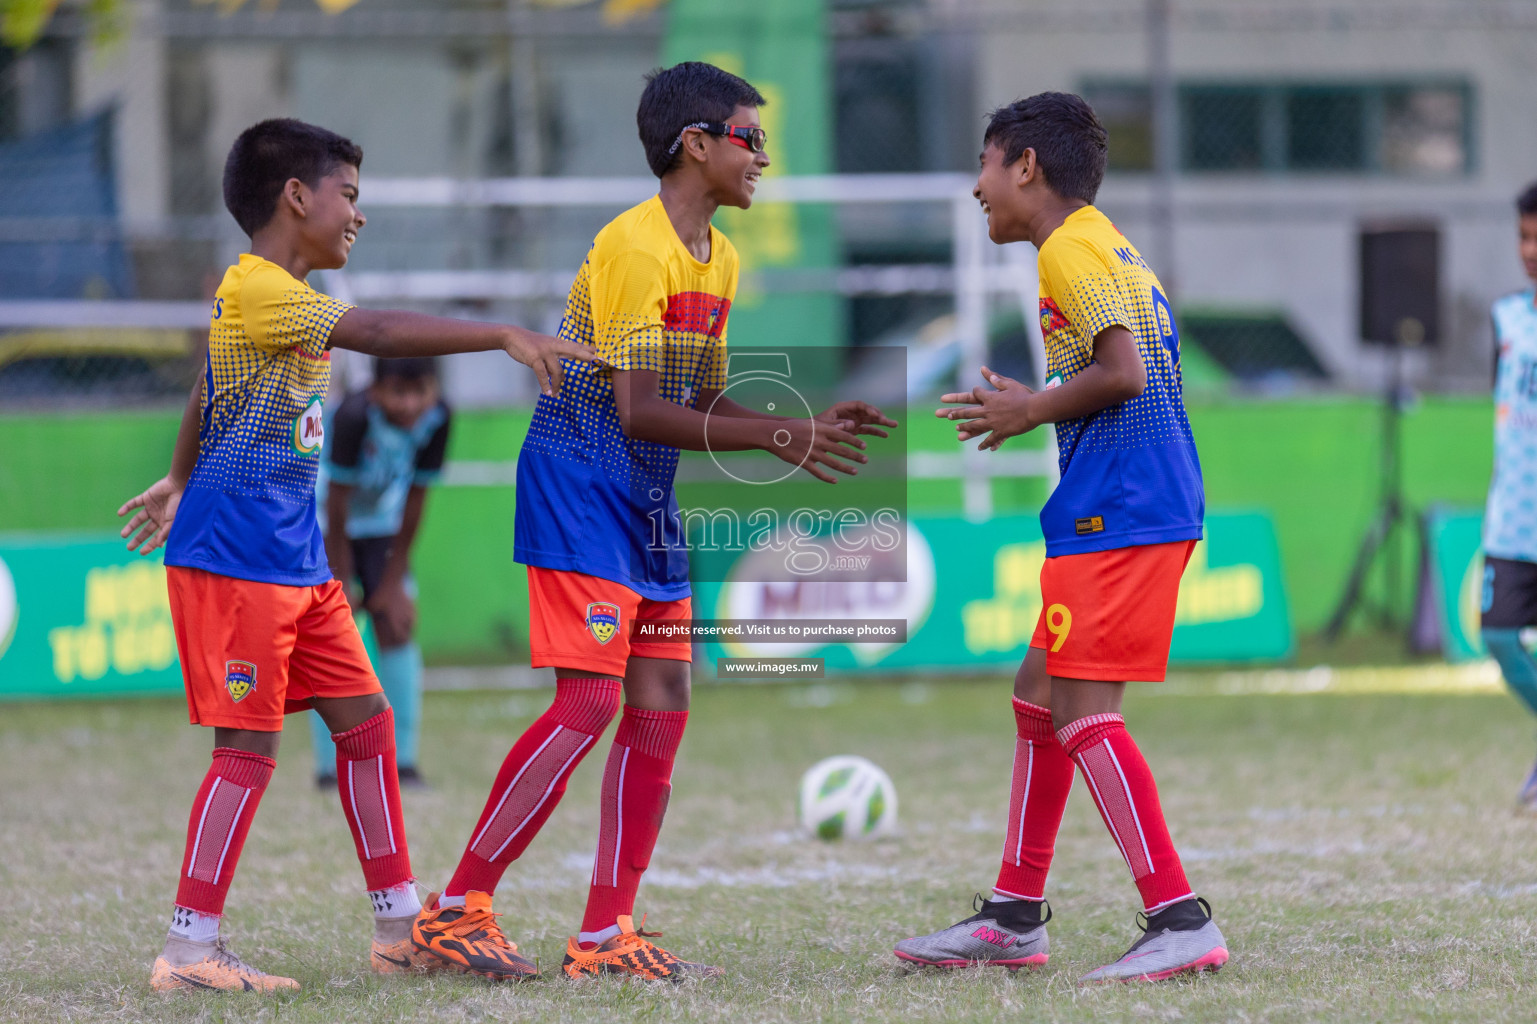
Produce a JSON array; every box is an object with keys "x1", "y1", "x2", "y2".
[
  {"x1": 698, "y1": 390, "x2": 898, "y2": 440},
  {"x1": 118, "y1": 376, "x2": 202, "y2": 554},
  {"x1": 613, "y1": 369, "x2": 869, "y2": 484},
  {"x1": 937, "y1": 325, "x2": 1145, "y2": 450},
  {"x1": 328, "y1": 309, "x2": 596, "y2": 397}
]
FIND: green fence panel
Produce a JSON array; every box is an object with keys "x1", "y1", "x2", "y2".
[{"x1": 3, "y1": 396, "x2": 1495, "y2": 665}]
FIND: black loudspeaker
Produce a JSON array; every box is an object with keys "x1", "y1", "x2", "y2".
[{"x1": 1359, "y1": 225, "x2": 1440, "y2": 347}]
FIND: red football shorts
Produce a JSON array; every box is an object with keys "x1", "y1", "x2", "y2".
[
  {"x1": 167, "y1": 566, "x2": 380, "y2": 731},
  {"x1": 1029, "y1": 539, "x2": 1197, "y2": 682},
  {"x1": 526, "y1": 566, "x2": 692, "y2": 678}
]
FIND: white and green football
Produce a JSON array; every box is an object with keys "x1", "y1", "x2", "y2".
[{"x1": 798, "y1": 755, "x2": 897, "y2": 841}]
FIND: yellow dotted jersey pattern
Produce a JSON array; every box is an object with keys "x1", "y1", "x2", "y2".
[
  {"x1": 1037, "y1": 206, "x2": 1193, "y2": 460},
  {"x1": 1034, "y1": 205, "x2": 1204, "y2": 554},
  {"x1": 515, "y1": 195, "x2": 738, "y2": 599},
  {"x1": 165, "y1": 255, "x2": 352, "y2": 585},
  {"x1": 194, "y1": 256, "x2": 350, "y2": 499}
]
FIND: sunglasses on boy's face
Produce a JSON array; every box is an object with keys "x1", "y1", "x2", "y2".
[{"x1": 667, "y1": 122, "x2": 768, "y2": 158}]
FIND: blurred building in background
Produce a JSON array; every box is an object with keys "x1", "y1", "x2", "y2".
[{"x1": 1, "y1": 0, "x2": 1533, "y2": 404}]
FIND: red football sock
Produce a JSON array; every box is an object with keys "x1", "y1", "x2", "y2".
[
  {"x1": 445, "y1": 677, "x2": 622, "y2": 898},
  {"x1": 993, "y1": 698, "x2": 1076, "y2": 901},
  {"x1": 581, "y1": 706, "x2": 688, "y2": 936},
  {"x1": 175, "y1": 747, "x2": 275, "y2": 916},
  {"x1": 1057, "y1": 713, "x2": 1195, "y2": 913},
  {"x1": 334, "y1": 709, "x2": 413, "y2": 891}
]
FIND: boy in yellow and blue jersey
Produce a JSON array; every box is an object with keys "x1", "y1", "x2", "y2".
[
  {"x1": 117, "y1": 118, "x2": 592, "y2": 994},
  {"x1": 900, "y1": 93, "x2": 1227, "y2": 984},
  {"x1": 409, "y1": 62, "x2": 895, "y2": 982}
]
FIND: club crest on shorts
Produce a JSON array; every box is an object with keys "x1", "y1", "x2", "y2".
[
  {"x1": 225, "y1": 660, "x2": 257, "y2": 702},
  {"x1": 585, "y1": 602, "x2": 621, "y2": 645}
]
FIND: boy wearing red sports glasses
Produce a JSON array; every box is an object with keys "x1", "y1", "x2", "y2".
[{"x1": 408, "y1": 61, "x2": 892, "y2": 982}]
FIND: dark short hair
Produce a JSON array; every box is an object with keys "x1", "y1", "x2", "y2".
[
  {"x1": 637, "y1": 62, "x2": 767, "y2": 179},
  {"x1": 372, "y1": 357, "x2": 438, "y2": 384},
  {"x1": 983, "y1": 92, "x2": 1108, "y2": 204},
  {"x1": 223, "y1": 119, "x2": 363, "y2": 237},
  {"x1": 1519, "y1": 181, "x2": 1537, "y2": 217}
]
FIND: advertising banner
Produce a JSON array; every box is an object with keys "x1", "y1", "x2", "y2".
[
  {"x1": 2, "y1": 512, "x2": 1294, "y2": 700},
  {"x1": 0, "y1": 534, "x2": 182, "y2": 700},
  {"x1": 664, "y1": 0, "x2": 843, "y2": 357},
  {"x1": 694, "y1": 511, "x2": 1294, "y2": 674},
  {"x1": 1422, "y1": 508, "x2": 1485, "y2": 663}
]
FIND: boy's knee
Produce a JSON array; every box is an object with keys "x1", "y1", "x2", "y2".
[
  {"x1": 313, "y1": 691, "x2": 391, "y2": 735},
  {"x1": 623, "y1": 659, "x2": 691, "y2": 712},
  {"x1": 214, "y1": 727, "x2": 282, "y2": 761},
  {"x1": 648, "y1": 673, "x2": 691, "y2": 709},
  {"x1": 1049, "y1": 708, "x2": 1080, "y2": 736},
  {"x1": 1013, "y1": 649, "x2": 1051, "y2": 707}
]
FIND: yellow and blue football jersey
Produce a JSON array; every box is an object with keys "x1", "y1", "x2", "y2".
[
  {"x1": 1036, "y1": 206, "x2": 1204, "y2": 555},
  {"x1": 515, "y1": 195, "x2": 736, "y2": 599},
  {"x1": 165, "y1": 254, "x2": 353, "y2": 585}
]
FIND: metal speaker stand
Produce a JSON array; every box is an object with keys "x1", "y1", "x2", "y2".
[{"x1": 1324, "y1": 322, "x2": 1422, "y2": 642}]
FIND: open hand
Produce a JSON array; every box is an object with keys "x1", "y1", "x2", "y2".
[
  {"x1": 505, "y1": 329, "x2": 600, "y2": 398},
  {"x1": 118, "y1": 476, "x2": 184, "y2": 555},
  {"x1": 769, "y1": 417, "x2": 869, "y2": 484},
  {"x1": 936, "y1": 366, "x2": 1037, "y2": 451},
  {"x1": 816, "y1": 400, "x2": 898, "y2": 439}
]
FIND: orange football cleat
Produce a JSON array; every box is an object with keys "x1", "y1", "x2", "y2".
[
  {"x1": 371, "y1": 934, "x2": 442, "y2": 974},
  {"x1": 560, "y1": 915, "x2": 723, "y2": 982},
  {"x1": 150, "y1": 939, "x2": 300, "y2": 994},
  {"x1": 410, "y1": 891, "x2": 539, "y2": 981}
]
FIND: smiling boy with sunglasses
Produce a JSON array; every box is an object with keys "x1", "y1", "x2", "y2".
[{"x1": 408, "y1": 61, "x2": 893, "y2": 982}]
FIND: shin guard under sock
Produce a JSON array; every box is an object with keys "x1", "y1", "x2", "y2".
[
  {"x1": 1058, "y1": 713, "x2": 1194, "y2": 913},
  {"x1": 445, "y1": 677, "x2": 622, "y2": 898},
  {"x1": 334, "y1": 709, "x2": 413, "y2": 891},
  {"x1": 581, "y1": 706, "x2": 688, "y2": 935},
  {"x1": 994, "y1": 699, "x2": 1076, "y2": 901},
  {"x1": 175, "y1": 748, "x2": 275, "y2": 915}
]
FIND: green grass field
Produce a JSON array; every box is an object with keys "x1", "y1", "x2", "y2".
[{"x1": 4, "y1": 674, "x2": 1537, "y2": 1023}]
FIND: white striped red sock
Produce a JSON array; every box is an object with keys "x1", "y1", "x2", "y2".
[
  {"x1": 174, "y1": 747, "x2": 274, "y2": 915},
  {"x1": 993, "y1": 698, "x2": 1075, "y2": 901},
  {"x1": 581, "y1": 706, "x2": 688, "y2": 935},
  {"x1": 1057, "y1": 713, "x2": 1194, "y2": 912},
  {"x1": 334, "y1": 709, "x2": 413, "y2": 891},
  {"x1": 446, "y1": 677, "x2": 622, "y2": 898}
]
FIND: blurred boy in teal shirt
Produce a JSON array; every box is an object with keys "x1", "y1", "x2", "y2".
[{"x1": 311, "y1": 357, "x2": 451, "y2": 787}]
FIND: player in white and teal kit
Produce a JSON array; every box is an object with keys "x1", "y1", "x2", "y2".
[
  {"x1": 1481, "y1": 181, "x2": 1537, "y2": 808},
  {"x1": 309, "y1": 357, "x2": 452, "y2": 788}
]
